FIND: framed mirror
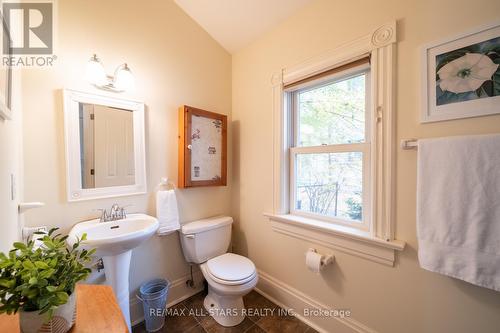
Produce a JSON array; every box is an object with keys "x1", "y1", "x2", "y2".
[{"x1": 63, "y1": 89, "x2": 146, "y2": 201}]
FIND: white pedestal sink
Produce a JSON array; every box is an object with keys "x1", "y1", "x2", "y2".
[{"x1": 68, "y1": 213, "x2": 159, "y2": 332}]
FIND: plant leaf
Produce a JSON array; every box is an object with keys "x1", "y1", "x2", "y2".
[
  {"x1": 46, "y1": 286, "x2": 57, "y2": 293},
  {"x1": 13, "y1": 242, "x2": 27, "y2": 250},
  {"x1": 0, "y1": 261, "x2": 13, "y2": 269},
  {"x1": 23, "y1": 288, "x2": 38, "y2": 298},
  {"x1": 79, "y1": 250, "x2": 88, "y2": 259},
  {"x1": 0, "y1": 279, "x2": 13, "y2": 288},
  {"x1": 22, "y1": 261, "x2": 35, "y2": 270},
  {"x1": 48, "y1": 228, "x2": 59, "y2": 236},
  {"x1": 39, "y1": 268, "x2": 55, "y2": 279},
  {"x1": 37, "y1": 279, "x2": 48, "y2": 288},
  {"x1": 34, "y1": 261, "x2": 49, "y2": 269},
  {"x1": 49, "y1": 258, "x2": 57, "y2": 267},
  {"x1": 38, "y1": 296, "x2": 50, "y2": 309},
  {"x1": 55, "y1": 292, "x2": 68, "y2": 303}
]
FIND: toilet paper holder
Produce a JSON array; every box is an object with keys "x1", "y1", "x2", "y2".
[{"x1": 307, "y1": 248, "x2": 335, "y2": 268}]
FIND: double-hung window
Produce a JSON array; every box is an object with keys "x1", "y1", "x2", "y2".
[
  {"x1": 286, "y1": 59, "x2": 371, "y2": 231},
  {"x1": 267, "y1": 22, "x2": 405, "y2": 265}
]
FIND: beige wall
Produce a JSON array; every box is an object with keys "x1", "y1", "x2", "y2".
[
  {"x1": 232, "y1": 0, "x2": 500, "y2": 332},
  {"x1": 21, "y1": 0, "x2": 231, "y2": 313}
]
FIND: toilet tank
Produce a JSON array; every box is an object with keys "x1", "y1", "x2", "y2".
[{"x1": 180, "y1": 216, "x2": 233, "y2": 264}]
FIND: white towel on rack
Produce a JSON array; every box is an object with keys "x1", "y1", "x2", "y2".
[
  {"x1": 417, "y1": 134, "x2": 500, "y2": 291},
  {"x1": 156, "y1": 189, "x2": 180, "y2": 235}
]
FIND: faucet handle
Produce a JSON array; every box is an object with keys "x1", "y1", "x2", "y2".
[
  {"x1": 94, "y1": 208, "x2": 108, "y2": 222},
  {"x1": 109, "y1": 204, "x2": 122, "y2": 219},
  {"x1": 105, "y1": 204, "x2": 133, "y2": 221},
  {"x1": 120, "y1": 207, "x2": 126, "y2": 219},
  {"x1": 119, "y1": 204, "x2": 133, "y2": 219}
]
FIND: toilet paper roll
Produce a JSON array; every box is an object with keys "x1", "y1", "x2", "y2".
[{"x1": 306, "y1": 250, "x2": 323, "y2": 273}]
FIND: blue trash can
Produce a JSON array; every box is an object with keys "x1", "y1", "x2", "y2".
[{"x1": 138, "y1": 279, "x2": 170, "y2": 332}]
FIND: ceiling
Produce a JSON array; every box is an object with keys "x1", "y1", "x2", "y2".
[{"x1": 174, "y1": 0, "x2": 313, "y2": 54}]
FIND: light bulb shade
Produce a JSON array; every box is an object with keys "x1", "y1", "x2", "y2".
[
  {"x1": 114, "y1": 65, "x2": 135, "y2": 91},
  {"x1": 85, "y1": 56, "x2": 107, "y2": 86}
]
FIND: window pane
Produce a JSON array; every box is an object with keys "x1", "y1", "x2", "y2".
[
  {"x1": 295, "y1": 152, "x2": 363, "y2": 222},
  {"x1": 298, "y1": 73, "x2": 366, "y2": 146}
]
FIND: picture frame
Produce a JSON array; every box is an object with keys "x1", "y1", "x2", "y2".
[
  {"x1": 0, "y1": 12, "x2": 12, "y2": 120},
  {"x1": 178, "y1": 105, "x2": 227, "y2": 188},
  {"x1": 421, "y1": 21, "x2": 500, "y2": 123}
]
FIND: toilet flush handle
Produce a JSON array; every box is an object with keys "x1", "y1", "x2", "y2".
[{"x1": 185, "y1": 234, "x2": 195, "y2": 239}]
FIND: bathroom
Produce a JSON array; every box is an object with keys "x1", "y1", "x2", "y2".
[{"x1": 0, "y1": 0, "x2": 500, "y2": 332}]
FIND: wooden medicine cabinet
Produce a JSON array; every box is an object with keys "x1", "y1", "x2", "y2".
[{"x1": 178, "y1": 105, "x2": 227, "y2": 188}]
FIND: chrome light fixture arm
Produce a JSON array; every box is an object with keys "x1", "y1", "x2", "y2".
[{"x1": 85, "y1": 54, "x2": 135, "y2": 93}]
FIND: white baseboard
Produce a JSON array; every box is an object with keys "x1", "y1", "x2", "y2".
[
  {"x1": 130, "y1": 270, "x2": 205, "y2": 326},
  {"x1": 255, "y1": 270, "x2": 378, "y2": 333}
]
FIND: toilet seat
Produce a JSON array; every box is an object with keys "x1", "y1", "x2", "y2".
[{"x1": 206, "y1": 253, "x2": 256, "y2": 286}]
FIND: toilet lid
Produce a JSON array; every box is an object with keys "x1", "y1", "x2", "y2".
[{"x1": 206, "y1": 253, "x2": 256, "y2": 282}]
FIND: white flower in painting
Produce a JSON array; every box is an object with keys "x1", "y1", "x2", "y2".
[{"x1": 437, "y1": 53, "x2": 499, "y2": 94}]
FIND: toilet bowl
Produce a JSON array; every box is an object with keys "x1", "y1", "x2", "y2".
[
  {"x1": 179, "y1": 216, "x2": 258, "y2": 327},
  {"x1": 201, "y1": 253, "x2": 258, "y2": 326}
]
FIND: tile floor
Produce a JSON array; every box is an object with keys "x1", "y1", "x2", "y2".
[{"x1": 132, "y1": 290, "x2": 318, "y2": 333}]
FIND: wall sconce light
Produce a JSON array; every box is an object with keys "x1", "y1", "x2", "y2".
[{"x1": 85, "y1": 54, "x2": 135, "y2": 92}]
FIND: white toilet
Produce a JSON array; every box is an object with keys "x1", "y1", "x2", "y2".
[{"x1": 180, "y1": 216, "x2": 258, "y2": 327}]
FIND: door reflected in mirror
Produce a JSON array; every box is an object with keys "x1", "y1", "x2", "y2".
[{"x1": 79, "y1": 103, "x2": 135, "y2": 189}]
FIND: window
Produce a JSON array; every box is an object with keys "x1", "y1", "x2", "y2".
[
  {"x1": 287, "y1": 62, "x2": 371, "y2": 230},
  {"x1": 266, "y1": 22, "x2": 405, "y2": 266}
]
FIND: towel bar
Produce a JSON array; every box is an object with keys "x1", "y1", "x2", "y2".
[{"x1": 400, "y1": 139, "x2": 418, "y2": 150}]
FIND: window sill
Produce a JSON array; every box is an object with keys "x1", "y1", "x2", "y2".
[{"x1": 263, "y1": 213, "x2": 405, "y2": 266}]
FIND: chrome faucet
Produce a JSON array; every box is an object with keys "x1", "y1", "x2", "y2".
[{"x1": 97, "y1": 204, "x2": 128, "y2": 222}]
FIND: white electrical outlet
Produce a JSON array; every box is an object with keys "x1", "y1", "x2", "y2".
[{"x1": 22, "y1": 226, "x2": 48, "y2": 242}]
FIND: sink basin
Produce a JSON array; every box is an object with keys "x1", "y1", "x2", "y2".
[
  {"x1": 68, "y1": 213, "x2": 159, "y2": 332},
  {"x1": 68, "y1": 213, "x2": 159, "y2": 256}
]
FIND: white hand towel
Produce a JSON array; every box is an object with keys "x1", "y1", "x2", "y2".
[
  {"x1": 156, "y1": 189, "x2": 180, "y2": 235},
  {"x1": 417, "y1": 134, "x2": 500, "y2": 291}
]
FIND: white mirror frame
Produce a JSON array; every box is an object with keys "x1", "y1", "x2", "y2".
[{"x1": 63, "y1": 89, "x2": 147, "y2": 202}]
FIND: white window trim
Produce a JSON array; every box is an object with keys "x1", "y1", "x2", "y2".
[{"x1": 266, "y1": 21, "x2": 406, "y2": 266}]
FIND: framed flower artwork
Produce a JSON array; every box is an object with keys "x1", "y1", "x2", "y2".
[{"x1": 421, "y1": 21, "x2": 500, "y2": 123}]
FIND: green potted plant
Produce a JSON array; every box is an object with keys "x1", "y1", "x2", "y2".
[{"x1": 0, "y1": 228, "x2": 95, "y2": 333}]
